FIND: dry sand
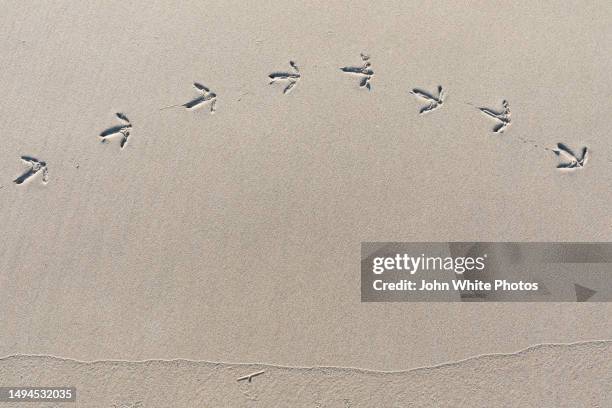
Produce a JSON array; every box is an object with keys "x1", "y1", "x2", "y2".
[{"x1": 0, "y1": 1, "x2": 611, "y2": 405}]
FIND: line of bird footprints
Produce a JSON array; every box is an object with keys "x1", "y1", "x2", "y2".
[{"x1": 12, "y1": 54, "x2": 589, "y2": 186}]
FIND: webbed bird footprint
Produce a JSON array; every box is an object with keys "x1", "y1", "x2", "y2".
[
  {"x1": 269, "y1": 61, "x2": 301, "y2": 94},
  {"x1": 183, "y1": 83, "x2": 217, "y2": 112},
  {"x1": 410, "y1": 85, "x2": 446, "y2": 114},
  {"x1": 554, "y1": 143, "x2": 588, "y2": 169},
  {"x1": 100, "y1": 113, "x2": 132, "y2": 148},
  {"x1": 340, "y1": 53, "x2": 373, "y2": 90},
  {"x1": 13, "y1": 156, "x2": 48, "y2": 185},
  {"x1": 477, "y1": 100, "x2": 511, "y2": 133}
]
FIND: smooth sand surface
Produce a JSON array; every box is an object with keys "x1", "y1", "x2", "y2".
[{"x1": 1, "y1": 0, "x2": 611, "y2": 376}]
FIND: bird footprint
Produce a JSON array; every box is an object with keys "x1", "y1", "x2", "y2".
[
  {"x1": 478, "y1": 100, "x2": 511, "y2": 133},
  {"x1": 340, "y1": 53, "x2": 373, "y2": 90},
  {"x1": 183, "y1": 83, "x2": 217, "y2": 112},
  {"x1": 100, "y1": 113, "x2": 132, "y2": 148},
  {"x1": 13, "y1": 156, "x2": 48, "y2": 185},
  {"x1": 269, "y1": 61, "x2": 301, "y2": 94},
  {"x1": 410, "y1": 86, "x2": 446, "y2": 114},
  {"x1": 554, "y1": 143, "x2": 588, "y2": 169}
]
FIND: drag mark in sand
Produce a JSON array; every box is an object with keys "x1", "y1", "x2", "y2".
[
  {"x1": 477, "y1": 100, "x2": 511, "y2": 133},
  {"x1": 100, "y1": 113, "x2": 132, "y2": 148},
  {"x1": 269, "y1": 61, "x2": 301, "y2": 94},
  {"x1": 553, "y1": 143, "x2": 588, "y2": 170},
  {"x1": 340, "y1": 53, "x2": 373, "y2": 90},
  {"x1": 410, "y1": 85, "x2": 446, "y2": 114},
  {"x1": 13, "y1": 156, "x2": 48, "y2": 185}
]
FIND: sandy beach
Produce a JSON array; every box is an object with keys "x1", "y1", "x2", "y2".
[
  {"x1": 0, "y1": 1, "x2": 611, "y2": 405},
  {"x1": 2, "y1": 342, "x2": 611, "y2": 407}
]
